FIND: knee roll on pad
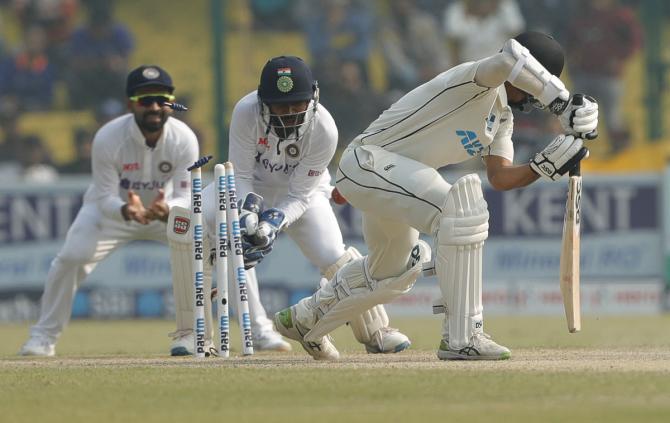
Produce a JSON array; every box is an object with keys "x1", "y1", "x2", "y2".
[
  {"x1": 304, "y1": 240, "x2": 431, "y2": 343},
  {"x1": 438, "y1": 174, "x2": 489, "y2": 246},
  {"x1": 167, "y1": 206, "x2": 214, "y2": 341}
]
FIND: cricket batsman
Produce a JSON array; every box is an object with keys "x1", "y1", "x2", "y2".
[
  {"x1": 200, "y1": 56, "x2": 411, "y2": 358},
  {"x1": 275, "y1": 32, "x2": 599, "y2": 360}
]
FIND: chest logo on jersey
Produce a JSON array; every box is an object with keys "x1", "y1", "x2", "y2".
[
  {"x1": 159, "y1": 161, "x2": 173, "y2": 173},
  {"x1": 123, "y1": 162, "x2": 140, "y2": 171},
  {"x1": 456, "y1": 130, "x2": 484, "y2": 157},
  {"x1": 120, "y1": 178, "x2": 165, "y2": 190},
  {"x1": 285, "y1": 144, "x2": 300, "y2": 158}
]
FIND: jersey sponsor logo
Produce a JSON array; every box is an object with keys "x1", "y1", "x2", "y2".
[
  {"x1": 173, "y1": 216, "x2": 190, "y2": 234},
  {"x1": 258, "y1": 137, "x2": 269, "y2": 147},
  {"x1": 123, "y1": 162, "x2": 140, "y2": 171},
  {"x1": 456, "y1": 130, "x2": 484, "y2": 156},
  {"x1": 307, "y1": 169, "x2": 322, "y2": 177},
  {"x1": 158, "y1": 161, "x2": 173, "y2": 173},
  {"x1": 119, "y1": 178, "x2": 165, "y2": 190},
  {"x1": 259, "y1": 158, "x2": 298, "y2": 175},
  {"x1": 383, "y1": 164, "x2": 395, "y2": 171}
]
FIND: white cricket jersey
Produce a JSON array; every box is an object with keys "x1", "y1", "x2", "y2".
[
  {"x1": 354, "y1": 61, "x2": 514, "y2": 169},
  {"x1": 84, "y1": 114, "x2": 199, "y2": 222},
  {"x1": 229, "y1": 91, "x2": 338, "y2": 226}
]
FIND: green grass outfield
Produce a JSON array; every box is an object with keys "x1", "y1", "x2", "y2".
[{"x1": 1, "y1": 316, "x2": 669, "y2": 423}]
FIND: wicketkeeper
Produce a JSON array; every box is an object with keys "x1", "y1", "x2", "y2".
[
  {"x1": 197, "y1": 56, "x2": 412, "y2": 358},
  {"x1": 275, "y1": 31, "x2": 599, "y2": 360}
]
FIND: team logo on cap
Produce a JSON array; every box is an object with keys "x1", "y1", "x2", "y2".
[
  {"x1": 285, "y1": 144, "x2": 300, "y2": 158},
  {"x1": 143, "y1": 67, "x2": 160, "y2": 79},
  {"x1": 277, "y1": 76, "x2": 294, "y2": 93},
  {"x1": 159, "y1": 161, "x2": 173, "y2": 173}
]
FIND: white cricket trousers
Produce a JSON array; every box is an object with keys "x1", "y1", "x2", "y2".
[
  {"x1": 30, "y1": 203, "x2": 167, "y2": 341},
  {"x1": 336, "y1": 143, "x2": 451, "y2": 279}
]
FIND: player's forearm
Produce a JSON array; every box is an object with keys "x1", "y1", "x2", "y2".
[{"x1": 485, "y1": 157, "x2": 539, "y2": 191}]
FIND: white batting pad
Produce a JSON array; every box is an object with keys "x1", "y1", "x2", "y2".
[
  {"x1": 348, "y1": 305, "x2": 390, "y2": 345},
  {"x1": 167, "y1": 206, "x2": 213, "y2": 341},
  {"x1": 302, "y1": 240, "x2": 431, "y2": 342},
  {"x1": 320, "y1": 247, "x2": 391, "y2": 344},
  {"x1": 436, "y1": 174, "x2": 489, "y2": 349}
]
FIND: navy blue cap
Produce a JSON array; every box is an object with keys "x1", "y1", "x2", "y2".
[
  {"x1": 258, "y1": 56, "x2": 316, "y2": 104},
  {"x1": 126, "y1": 65, "x2": 174, "y2": 97}
]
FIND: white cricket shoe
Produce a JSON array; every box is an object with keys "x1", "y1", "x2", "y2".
[
  {"x1": 364, "y1": 327, "x2": 411, "y2": 354},
  {"x1": 253, "y1": 329, "x2": 292, "y2": 352},
  {"x1": 437, "y1": 333, "x2": 511, "y2": 361},
  {"x1": 274, "y1": 307, "x2": 339, "y2": 361},
  {"x1": 170, "y1": 332, "x2": 217, "y2": 357},
  {"x1": 19, "y1": 336, "x2": 56, "y2": 357}
]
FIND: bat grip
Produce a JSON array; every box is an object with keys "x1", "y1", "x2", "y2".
[{"x1": 569, "y1": 161, "x2": 581, "y2": 177}]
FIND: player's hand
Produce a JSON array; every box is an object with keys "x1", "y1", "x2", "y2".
[
  {"x1": 122, "y1": 190, "x2": 150, "y2": 224},
  {"x1": 530, "y1": 134, "x2": 589, "y2": 181},
  {"x1": 145, "y1": 189, "x2": 169, "y2": 222},
  {"x1": 241, "y1": 208, "x2": 285, "y2": 270},
  {"x1": 558, "y1": 94, "x2": 598, "y2": 138},
  {"x1": 238, "y1": 192, "x2": 263, "y2": 236}
]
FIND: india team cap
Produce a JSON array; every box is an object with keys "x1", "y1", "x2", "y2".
[
  {"x1": 514, "y1": 31, "x2": 565, "y2": 77},
  {"x1": 258, "y1": 56, "x2": 316, "y2": 104},
  {"x1": 126, "y1": 65, "x2": 175, "y2": 97}
]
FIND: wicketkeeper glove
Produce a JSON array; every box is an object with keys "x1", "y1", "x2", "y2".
[
  {"x1": 241, "y1": 207, "x2": 286, "y2": 270},
  {"x1": 530, "y1": 134, "x2": 589, "y2": 181}
]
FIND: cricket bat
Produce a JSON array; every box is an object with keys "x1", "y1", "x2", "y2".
[{"x1": 559, "y1": 161, "x2": 582, "y2": 333}]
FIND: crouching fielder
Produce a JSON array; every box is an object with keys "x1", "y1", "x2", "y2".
[
  {"x1": 200, "y1": 56, "x2": 410, "y2": 359},
  {"x1": 275, "y1": 32, "x2": 598, "y2": 360}
]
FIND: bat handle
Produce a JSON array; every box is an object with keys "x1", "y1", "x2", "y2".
[{"x1": 569, "y1": 161, "x2": 581, "y2": 177}]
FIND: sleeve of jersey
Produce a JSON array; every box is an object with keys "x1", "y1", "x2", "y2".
[
  {"x1": 167, "y1": 127, "x2": 199, "y2": 210},
  {"x1": 228, "y1": 102, "x2": 257, "y2": 200},
  {"x1": 483, "y1": 107, "x2": 514, "y2": 162},
  {"x1": 275, "y1": 119, "x2": 338, "y2": 226},
  {"x1": 90, "y1": 131, "x2": 125, "y2": 221}
]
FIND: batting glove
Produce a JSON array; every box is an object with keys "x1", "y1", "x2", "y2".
[{"x1": 530, "y1": 134, "x2": 589, "y2": 181}]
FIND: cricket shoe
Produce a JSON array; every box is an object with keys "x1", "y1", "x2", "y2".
[
  {"x1": 19, "y1": 336, "x2": 56, "y2": 357},
  {"x1": 253, "y1": 329, "x2": 292, "y2": 352},
  {"x1": 437, "y1": 333, "x2": 511, "y2": 361},
  {"x1": 274, "y1": 307, "x2": 339, "y2": 360},
  {"x1": 170, "y1": 332, "x2": 217, "y2": 357},
  {"x1": 364, "y1": 327, "x2": 411, "y2": 354}
]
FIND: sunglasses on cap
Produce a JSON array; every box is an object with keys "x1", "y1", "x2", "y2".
[{"x1": 128, "y1": 92, "x2": 176, "y2": 107}]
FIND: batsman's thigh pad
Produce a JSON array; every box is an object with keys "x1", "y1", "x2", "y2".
[
  {"x1": 435, "y1": 174, "x2": 488, "y2": 349},
  {"x1": 304, "y1": 240, "x2": 431, "y2": 342},
  {"x1": 167, "y1": 206, "x2": 214, "y2": 340},
  {"x1": 336, "y1": 145, "x2": 449, "y2": 234}
]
